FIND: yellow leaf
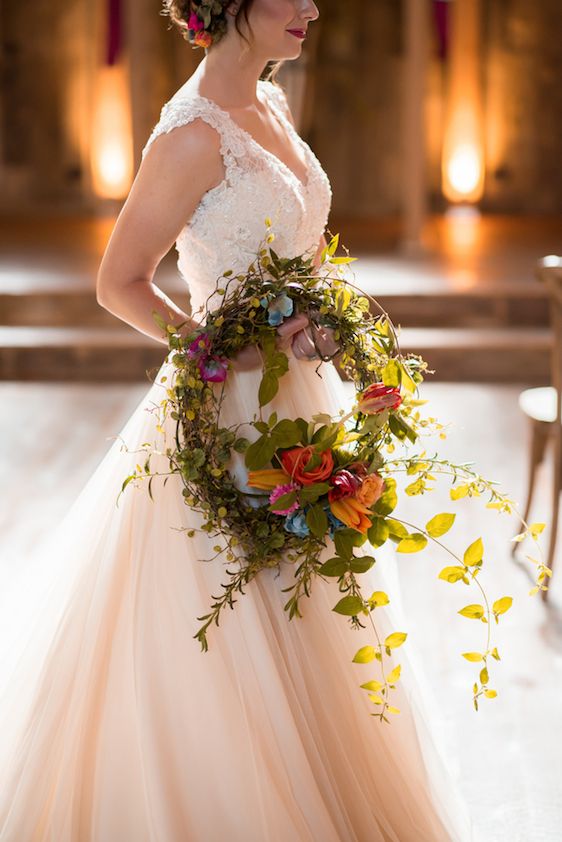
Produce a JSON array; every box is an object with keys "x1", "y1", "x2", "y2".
[
  {"x1": 458, "y1": 603, "x2": 485, "y2": 620},
  {"x1": 426, "y1": 512, "x2": 456, "y2": 538},
  {"x1": 492, "y1": 596, "x2": 513, "y2": 615},
  {"x1": 386, "y1": 706, "x2": 401, "y2": 714},
  {"x1": 464, "y1": 538, "x2": 483, "y2": 566},
  {"x1": 396, "y1": 533, "x2": 428, "y2": 553},
  {"x1": 386, "y1": 664, "x2": 402, "y2": 684},
  {"x1": 360, "y1": 680, "x2": 383, "y2": 692},
  {"x1": 369, "y1": 591, "x2": 390, "y2": 607},
  {"x1": 438, "y1": 565, "x2": 466, "y2": 583},
  {"x1": 450, "y1": 484, "x2": 469, "y2": 500},
  {"x1": 479, "y1": 666, "x2": 489, "y2": 685},
  {"x1": 484, "y1": 689, "x2": 497, "y2": 698},
  {"x1": 353, "y1": 646, "x2": 377, "y2": 664},
  {"x1": 368, "y1": 694, "x2": 385, "y2": 705},
  {"x1": 384, "y1": 632, "x2": 407, "y2": 649},
  {"x1": 462, "y1": 652, "x2": 484, "y2": 662},
  {"x1": 529, "y1": 522, "x2": 545, "y2": 539}
]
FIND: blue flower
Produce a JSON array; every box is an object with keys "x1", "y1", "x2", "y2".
[
  {"x1": 325, "y1": 507, "x2": 346, "y2": 539},
  {"x1": 284, "y1": 509, "x2": 310, "y2": 538},
  {"x1": 266, "y1": 293, "x2": 294, "y2": 327}
]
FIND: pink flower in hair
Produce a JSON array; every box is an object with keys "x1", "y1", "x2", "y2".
[{"x1": 188, "y1": 12, "x2": 205, "y2": 31}]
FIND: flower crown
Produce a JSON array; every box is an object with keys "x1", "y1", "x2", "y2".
[{"x1": 187, "y1": 0, "x2": 230, "y2": 49}]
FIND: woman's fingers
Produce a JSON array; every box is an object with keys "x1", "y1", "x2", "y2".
[{"x1": 275, "y1": 313, "x2": 310, "y2": 349}]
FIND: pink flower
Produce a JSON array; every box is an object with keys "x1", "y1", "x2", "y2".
[
  {"x1": 357, "y1": 382, "x2": 402, "y2": 414},
  {"x1": 269, "y1": 482, "x2": 301, "y2": 515},
  {"x1": 198, "y1": 355, "x2": 229, "y2": 383},
  {"x1": 327, "y1": 469, "x2": 361, "y2": 503},
  {"x1": 187, "y1": 332, "x2": 211, "y2": 358},
  {"x1": 188, "y1": 12, "x2": 205, "y2": 31}
]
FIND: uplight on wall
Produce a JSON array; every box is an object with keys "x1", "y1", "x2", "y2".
[
  {"x1": 441, "y1": 0, "x2": 485, "y2": 206},
  {"x1": 91, "y1": 63, "x2": 133, "y2": 199}
]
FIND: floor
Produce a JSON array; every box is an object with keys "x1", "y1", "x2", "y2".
[{"x1": 0, "y1": 379, "x2": 560, "y2": 840}]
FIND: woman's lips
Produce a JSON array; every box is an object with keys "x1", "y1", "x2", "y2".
[{"x1": 287, "y1": 29, "x2": 306, "y2": 40}]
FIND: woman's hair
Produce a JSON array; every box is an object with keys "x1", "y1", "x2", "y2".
[{"x1": 162, "y1": 0, "x2": 283, "y2": 80}]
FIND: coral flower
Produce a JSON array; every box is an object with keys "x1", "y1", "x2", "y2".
[
  {"x1": 357, "y1": 382, "x2": 402, "y2": 414},
  {"x1": 194, "y1": 30, "x2": 212, "y2": 48},
  {"x1": 355, "y1": 473, "x2": 385, "y2": 507},
  {"x1": 247, "y1": 468, "x2": 291, "y2": 491},
  {"x1": 328, "y1": 496, "x2": 373, "y2": 534},
  {"x1": 280, "y1": 446, "x2": 334, "y2": 486}
]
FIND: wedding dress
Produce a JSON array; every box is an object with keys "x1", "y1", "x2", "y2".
[{"x1": 0, "y1": 79, "x2": 476, "y2": 841}]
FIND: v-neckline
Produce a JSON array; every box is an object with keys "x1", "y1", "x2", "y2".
[{"x1": 171, "y1": 81, "x2": 311, "y2": 191}]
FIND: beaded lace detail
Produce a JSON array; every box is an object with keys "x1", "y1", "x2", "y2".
[{"x1": 141, "y1": 80, "x2": 332, "y2": 307}]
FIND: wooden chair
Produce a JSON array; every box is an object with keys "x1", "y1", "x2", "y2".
[{"x1": 514, "y1": 255, "x2": 562, "y2": 600}]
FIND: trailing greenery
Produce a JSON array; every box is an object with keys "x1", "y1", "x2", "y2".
[{"x1": 119, "y1": 222, "x2": 550, "y2": 723}]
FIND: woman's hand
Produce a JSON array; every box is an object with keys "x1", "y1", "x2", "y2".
[
  {"x1": 230, "y1": 314, "x2": 311, "y2": 371},
  {"x1": 291, "y1": 322, "x2": 340, "y2": 361}
]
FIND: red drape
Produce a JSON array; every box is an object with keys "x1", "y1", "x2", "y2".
[{"x1": 106, "y1": 0, "x2": 123, "y2": 65}]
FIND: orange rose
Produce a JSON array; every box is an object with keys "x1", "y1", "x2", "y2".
[
  {"x1": 329, "y1": 496, "x2": 373, "y2": 534},
  {"x1": 355, "y1": 473, "x2": 385, "y2": 507},
  {"x1": 280, "y1": 446, "x2": 334, "y2": 486}
]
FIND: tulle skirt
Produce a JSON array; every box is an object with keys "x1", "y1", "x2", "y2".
[{"x1": 0, "y1": 318, "x2": 476, "y2": 841}]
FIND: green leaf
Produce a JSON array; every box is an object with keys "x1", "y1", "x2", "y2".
[
  {"x1": 319, "y1": 557, "x2": 349, "y2": 577},
  {"x1": 426, "y1": 512, "x2": 456, "y2": 538},
  {"x1": 258, "y1": 371, "x2": 279, "y2": 407},
  {"x1": 386, "y1": 518, "x2": 409, "y2": 542},
  {"x1": 372, "y1": 477, "x2": 398, "y2": 516},
  {"x1": 306, "y1": 504, "x2": 328, "y2": 539},
  {"x1": 332, "y1": 595, "x2": 364, "y2": 616},
  {"x1": 269, "y1": 491, "x2": 298, "y2": 511},
  {"x1": 271, "y1": 419, "x2": 302, "y2": 447},
  {"x1": 299, "y1": 482, "x2": 331, "y2": 503},
  {"x1": 244, "y1": 435, "x2": 275, "y2": 471},
  {"x1": 367, "y1": 517, "x2": 390, "y2": 548},
  {"x1": 334, "y1": 529, "x2": 356, "y2": 560},
  {"x1": 350, "y1": 556, "x2": 376, "y2": 574}
]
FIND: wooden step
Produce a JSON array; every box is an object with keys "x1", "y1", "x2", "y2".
[
  {"x1": 0, "y1": 276, "x2": 549, "y2": 330},
  {"x1": 0, "y1": 325, "x2": 552, "y2": 384},
  {"x1": 0, "y1": 326, "x2": 166, "y2": 382}
]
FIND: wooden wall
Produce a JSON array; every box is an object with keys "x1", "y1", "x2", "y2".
[{"x1": 1, "y1": 0, "x2": 562, "y2": 216}]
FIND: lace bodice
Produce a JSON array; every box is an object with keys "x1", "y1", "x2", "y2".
[{"x1": 142, "y1": 79, "x2": 332, "y2": 311}]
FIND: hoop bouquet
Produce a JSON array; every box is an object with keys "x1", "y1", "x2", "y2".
[{"x1": 119, "y1": 220, "x2": 550, "y2": 723}]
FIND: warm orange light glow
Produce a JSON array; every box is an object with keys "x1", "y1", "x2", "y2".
[
  {"x1": 443, "y1": 205, "x2": 481, "y2": 258},
  {"x1": 444, "y1": 140, "x2": 484, "y2": 201},
  {"x1": 441, "y1": 0, "x2": 485, "y2": 205},
  {"x1": 91, "y1": 64, "x2": 133, "y2": 199}
]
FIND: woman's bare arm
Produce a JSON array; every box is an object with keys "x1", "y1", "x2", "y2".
[{"x1": 96, "y1": 118, "x2": 227, "y2": 345}]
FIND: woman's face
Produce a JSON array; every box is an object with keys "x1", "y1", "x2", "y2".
[{"x1": 235, "y1": 0, "x2": 320, "y2": 59}]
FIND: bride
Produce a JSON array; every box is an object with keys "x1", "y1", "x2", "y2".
[{"x1": 0, "y1": 1, "x2": 477, "y2": 839}]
